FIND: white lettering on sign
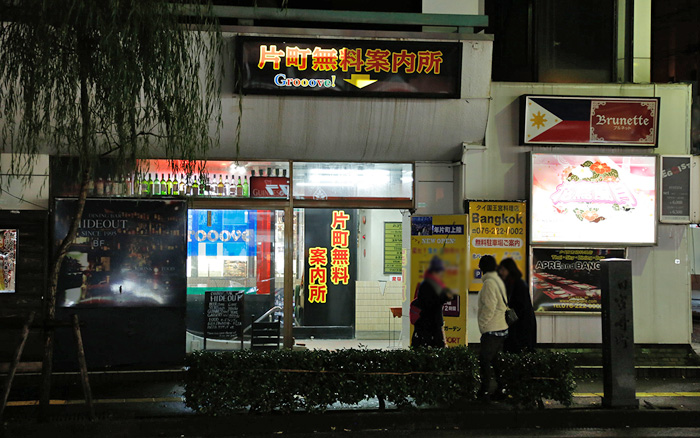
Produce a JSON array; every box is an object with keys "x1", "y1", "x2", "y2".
[{"x1": 595, "y1": 115, "x2": 650, "y2": 126}]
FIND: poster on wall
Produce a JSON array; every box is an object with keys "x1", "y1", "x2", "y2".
[
  {"x1": 531, "y1": 154, "x2": 657, "y2": 245},
  {"x1": 55, "y1": 199, "x2": 186, "y2": 307},
  {"x1": 384, "y1": 222, "x2": 402, "y2": 274},
  {"x1": 660, "y1": 156, "x2": 693, "y2": 223},
  {"x1": 0, "y1": 229, "x2": 17, "y2": 293},
  {"x1": 466, "y1": 201, "x2": 527, "y2": 293},
  {"x1": 410, "y1": 215, "x2": 468, "y2": 347},
  {"x1": 532, "y1": 248, "x2": 625, "y2": 312}
]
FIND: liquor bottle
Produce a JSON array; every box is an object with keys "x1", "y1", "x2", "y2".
[
  {"x1": 223, "y1": 175, "x2": 229, "y2": 196},
  {"x1": 242, "y1": 176, "x2": 249, "y2": 197},
  {"x1": 236, "y1": 176, "x2": 243, "y2": 197},
  {"x1": 191, "y1": 177, "x2": 199, "y2": 197},
  {"x1": 217, "y1": 175, "x2": 225, "y2": 196},
  {"x1": 230, "y1": 176, "x2": 238, "y2": 197},
  {"x1": 275, "y1": 168, "x2": 280, "y2": 177},
  {"x1": 160, "y1": 174, "x2": 167, "y2": 195},
  {"x1": 140, "y1": 174, "x2": 148, "y2": 195},
  {"x1": 104, "y1": 174, "x2": 112, "y2": 196},
  {"x1": 95, "y1": 176, "x2": 105, "y2": 196},
  {"x1": 283, "y1": 169, "x2": 287, "y2": 178},
  {"x1": 172, "y1": 174, "x2": 179, "y2": 196},
  {"x1": 166, "y1": 174, "x2": 173, "y2": 195},
  {"x1": 147, "y1": 173, "x2": 154, "y2": 196},
  {"x1": 126, "y1": 174, "x2": 133, "y2": 196},
  {"x1": 267, "y1": 167, "x2": 272, "y2": 177},
  {"x1": 251, "y1": 169, "x2": 256, "y2": 178},
  {"x1": 199, "y1": 176, "x2": 207, "y2": 196},
  {"x1": 151, "y1": 174, "x2": 159, "y2": 195},
  {"x1": 113, "y1": 174, "x2": 121, "y2": 196},
  {"x1": 180, "y1": 174, "x2": 186, "y2": 195}
]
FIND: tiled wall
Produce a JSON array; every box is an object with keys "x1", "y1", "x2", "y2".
[{"x1": 355, "y1": 280, "x2": 404, "y2": 339}]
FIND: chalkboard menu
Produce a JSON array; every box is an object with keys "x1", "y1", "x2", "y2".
[
  {"x1": 384, "y1": 222, "x2": 402, "y2": 274},
  {"x1": 204, "y1": 290, "x2": 244, "y2": 341},
  {"x1": 661, "y1": 156, "x2": 692, "y2": 223}
]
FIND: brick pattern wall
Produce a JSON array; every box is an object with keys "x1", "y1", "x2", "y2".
[{"x1": 355, "y1": 280, "x2": 403, "y2": 339}]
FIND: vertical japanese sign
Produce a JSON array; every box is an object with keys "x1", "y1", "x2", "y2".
[
  {"x1": 410, "y1": 215, "x2": 468, "y2": 347},
  {"x1": 467, "y1": 201, "x2": 527, "y2": 293},
  {"x1": 304, "y1": 209, "x2": 356, "y2": 328}
]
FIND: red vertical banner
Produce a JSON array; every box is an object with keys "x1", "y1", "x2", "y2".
[{"x1": 256, "y1": 211, "x2": 273, "y2": 295}]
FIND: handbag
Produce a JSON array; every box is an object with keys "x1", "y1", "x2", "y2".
[{"x1": 501, "y1": 289, "x2": 519, "y2": 327}]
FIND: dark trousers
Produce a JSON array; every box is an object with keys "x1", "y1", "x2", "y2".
[{"x1": 479, "y1": 333, "x2": 505, "y2": 395}]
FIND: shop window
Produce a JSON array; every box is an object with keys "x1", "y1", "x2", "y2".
[{"x1": 293, "y1": 162, "x2": 412, "y2": 201}]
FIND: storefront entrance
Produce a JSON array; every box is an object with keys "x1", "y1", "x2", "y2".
[{"x1": 185, "y1": 208, "x2": 406, "y2": 351}]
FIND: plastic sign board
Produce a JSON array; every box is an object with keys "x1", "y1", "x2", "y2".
[
  {"x1": 249, "y1": 176, "x2": 289, "y2": 199},
  {"x1": 522, "y1": 96, "x2": 659, "y2": 147},
  {"x1": 237, "y1": 36, "x2": 461, "y2": 98},
  {"x1": 466, "y1": 201, "x2": 527, "y2": 293},
  {"x1": 531, "y1": 154, "x2": 657, "y2": 245},
  {"x1": 410, "y1": 215, "x2": 468, "y2": 347}
]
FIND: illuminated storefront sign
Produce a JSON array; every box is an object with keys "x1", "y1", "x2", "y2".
[
  {"x1": 531, "y1": 154, "x2": 657, "y2": 245},
  {"x1": 237, "y1": 37, "x2": 461, "y2": 98},
  {"x1": 307, "y1": 210, "x2": 351, "y2": 304},
  {"x1": 522, "y1": 96, "x2": 659, "y2": 147}
]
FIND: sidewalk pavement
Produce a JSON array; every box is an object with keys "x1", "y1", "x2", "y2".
[{"x1": 2, "y1": 370, "x2": 700, "y2": 438}]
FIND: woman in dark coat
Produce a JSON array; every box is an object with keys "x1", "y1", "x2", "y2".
[
  {"x1": 411, "y1": 256, "x2": 456, "y2": 348},
  {"x1": 498, "y1": 258, "x2": 537, "y2": 353}
]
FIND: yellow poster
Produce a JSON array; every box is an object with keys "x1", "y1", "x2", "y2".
[
  {"x1": 466, "y1": 201, "x2": 527, "y2": 293},
  {"x1": 410, "y1": 215, "x2": 468, "y2": 347}
]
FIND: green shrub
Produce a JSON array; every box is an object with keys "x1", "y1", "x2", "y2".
[
  {"x1": 496, "y1": 350, "x2": 576, "y2": 408},
  {"x1": 184, "y1": 347, "x2": 575, "y2": 414},
  {"x1": 184, "y1": 347, "x2": 479, "y2": 414}
]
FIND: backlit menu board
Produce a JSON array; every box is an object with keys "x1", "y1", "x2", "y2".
[{"x1": 531, "y1": 154, "x2": 657, "y2": 245}]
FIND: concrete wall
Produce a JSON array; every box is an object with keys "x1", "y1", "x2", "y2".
[
  {"x1": 461, "y1": 82, "x2": 693, "y2": 345},
  {"x1": 0, "y1": 154, "x2": 49, "y2": 210}
]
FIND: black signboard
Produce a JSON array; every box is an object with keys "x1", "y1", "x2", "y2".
[
  {"x1": 303, "y1": 209, "x2": 357, "y2": 328},
  {"x1": 204, "y1": 290, "x2": 244, "y2": 341},
  {"x1": 532, "y1": 247, "x2": 625, "y2": 313},
  {"x1": 237, "y1": 36, "x2": 461, "y2": 98},
  {"x1": 661, "y1": 156, "x2": 692, "y2": 223}
]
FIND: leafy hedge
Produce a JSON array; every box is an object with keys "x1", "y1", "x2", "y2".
[
  {"x1": 496, "y1": 350, "x2": 576, "y2": 408},
  {"x1": 185, "y1": 347, "x2": 479, "y2": 414},
  {"x1": 184, "y1": 348, "x2": 575, "y2": 414}
]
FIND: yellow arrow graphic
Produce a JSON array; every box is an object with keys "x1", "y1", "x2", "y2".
[{"x1": 343, "y1": 74, "x2": 377, "y2": 89}]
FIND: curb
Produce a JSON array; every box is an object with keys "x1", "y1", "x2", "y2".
[{"x1": 4, "y1": 408, "x2": 700, "y2": 438}]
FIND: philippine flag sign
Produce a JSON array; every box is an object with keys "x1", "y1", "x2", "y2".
[{"x1": 522, "y1": 95, "x2": 659, "y2": 147}]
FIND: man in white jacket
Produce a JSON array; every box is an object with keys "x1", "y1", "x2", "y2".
[{"x1": 477, "y1": 255, "x2": 508, "y2": 401}]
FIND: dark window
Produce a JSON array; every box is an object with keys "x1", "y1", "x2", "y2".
[{"x1": 488, "y1": 0, "x2": 614, "y2": 83}]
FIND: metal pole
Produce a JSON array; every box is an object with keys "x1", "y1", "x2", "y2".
[{"x1": 283, "y1": 161, "x2": 294, "y2": 348}]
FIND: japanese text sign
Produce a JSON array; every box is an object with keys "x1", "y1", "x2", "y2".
[
  {"x1": 466, "y1": 201, "x2": 527, "y2": 293},
  {"x1": 308, "y1": 210, "x2": 351, "y2": 304},
  {"x1": 237, "y1": 36, "x2": 461, "y2": 98},
  {"x1": 410, "y1": 215, "x2": 468, "y2": 346},
  {"x1": 522, "y1": 96, "x2": 659, "y2": 147}
]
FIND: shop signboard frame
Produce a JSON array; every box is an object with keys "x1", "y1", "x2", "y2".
[
  {"x1": 659, "y1": 155, "x2": 695, "y2": 224},
  {"x1": 521, "y1": 95, "x2": 660, "y2": 147},
  {"x1": 530, "y1": 247, "x2": 626, "y2": 314},
  {"x1": 236, "y1": 36, "x2": 462, "y2": 98},
  {"x1": 530, "y1": 153, "x2": 658, "y2": 247}
]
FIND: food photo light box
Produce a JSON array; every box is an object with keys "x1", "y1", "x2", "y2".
[{"x1": 530, "y1": 153, "x2": 657, "y2": 246}]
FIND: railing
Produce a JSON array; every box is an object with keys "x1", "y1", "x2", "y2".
[
  {"x1": 177, "y1": 5, "x2": 488, "y2": 33},
  {"x1": 242, "y1": 306, "x2": 282, "y2": 334}
]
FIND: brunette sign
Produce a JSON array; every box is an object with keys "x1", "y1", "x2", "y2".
[{"x1": 522, "y1": 96, "x2": 659, "y2": 147}]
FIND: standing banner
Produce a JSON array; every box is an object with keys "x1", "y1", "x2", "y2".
[
  {"x1": 410, "y1": 215, "x2": 468, "y2": 347},
  {"x1": 532, "y1": 248, "x2": 625, "y2": 312},
  {"x1": 466, "y1": 201, "x2": 527, "y2": 293}
]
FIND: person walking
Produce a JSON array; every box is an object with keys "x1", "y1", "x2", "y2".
[
  {"x1": 411, "y1": 256, "x2": 456, "y2": 348},
  {"x1": 477, "y1": 255, "x2": 508, "y2": 400},
  {"x1": 498, "y1": 258, "x2": 537, "y2": 353}
]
